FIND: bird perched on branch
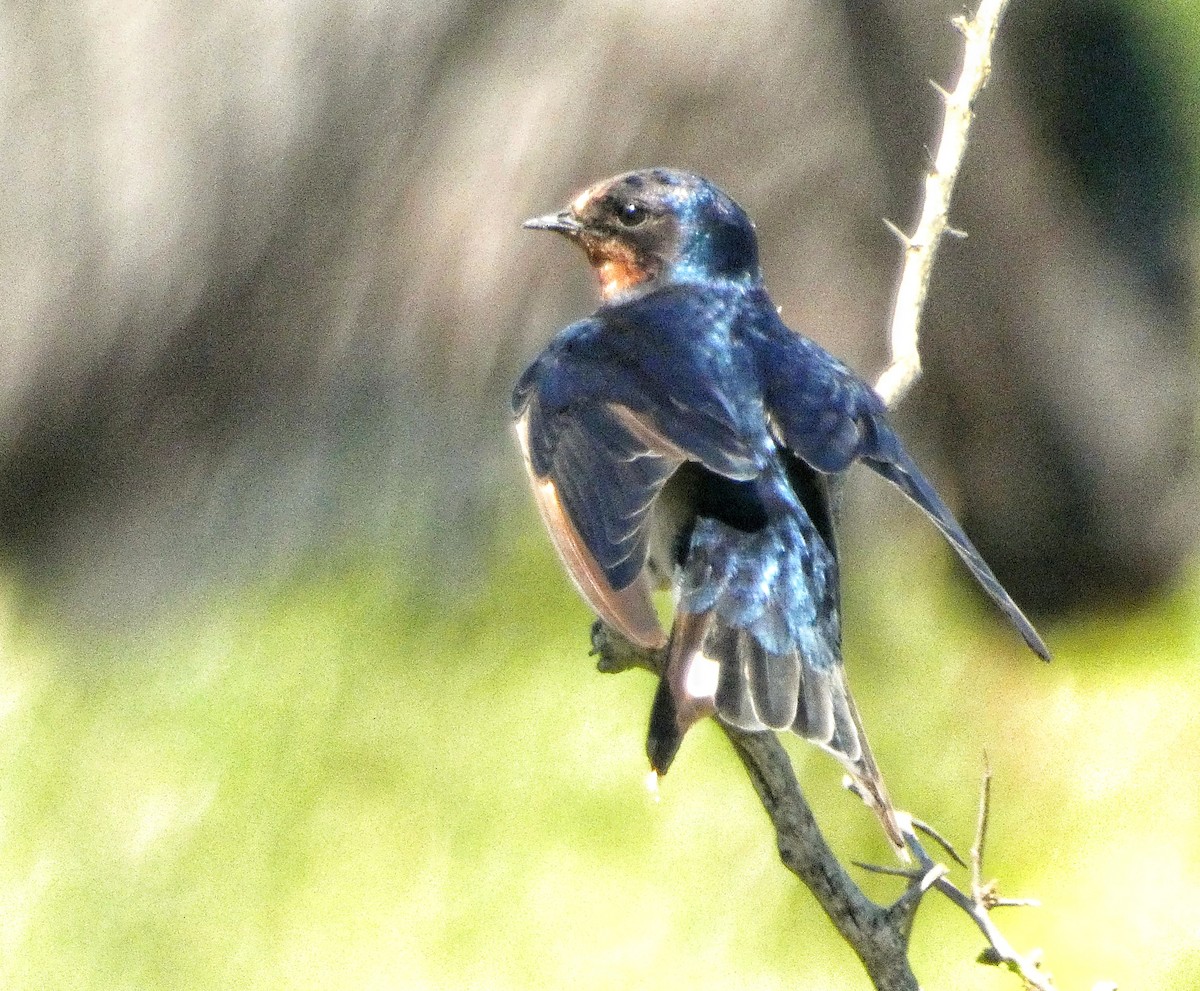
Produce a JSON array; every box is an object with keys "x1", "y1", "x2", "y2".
[{"x1": 512, "y1": 168, "x2": 1049, "y2": 850}]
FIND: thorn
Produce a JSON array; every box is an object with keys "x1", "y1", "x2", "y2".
[
  {"x1": 945, "y1": 226, "x2": 968, "y2": 240},
  {"x1": 929, "y1": 79, "x2": 951, "y2": 101},
  {"x1": 990, "y1": 897, "x2": 1041, "y2": 909},
  {"x1": 911, "y1": 818, "x2": 968, "y2": 867},
  {"x1": 951, "y1": 14, "x2": 970, "y2": 38},
  {"x1": 853, "y1": 861, "x2": 922, "y2": 880},
  {"x1": 917, "y1": 862, "x2": 949, "y2": 893},
  {"x1": 882, "y1": 218, "x2": 913, "y2": 248}
]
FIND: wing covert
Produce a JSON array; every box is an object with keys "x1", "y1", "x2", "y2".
[{"x1": 741, "y1": 315, "x2": 880, "y2": 473}]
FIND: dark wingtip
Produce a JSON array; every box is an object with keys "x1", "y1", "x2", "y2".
[
  {"x1": 869, "y1": 447, "x2": 1054, "y2": 666},
  {"x1": 1011, "y1": 606, "x2": 1051, "y2": 662},
  {"x1": 646, "y1": 678, "x2": 684, "y2": 774},
  {"x1": 1028, "y1": 631, "x2": 1052, "y2": 663}
]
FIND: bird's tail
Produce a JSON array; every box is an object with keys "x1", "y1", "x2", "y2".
[
  {"x1": 646, "y1": 609, "x2": 906, "y2": 855},
  {"x1": 808, "y1": 668, "x2": 907, "y2": 856},
  {"x1": 866, "y1": 439, "x2": 1050, "y2": 662},
  {"x1": 645, "y1": 515, "x2": 906, "y2": 855}
]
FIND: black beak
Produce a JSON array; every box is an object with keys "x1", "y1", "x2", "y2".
[{"x1": 522, "y1": 210, "x2": 582, "y2": 236}]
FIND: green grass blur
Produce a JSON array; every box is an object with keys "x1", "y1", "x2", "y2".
[{"x1": 1, "y1": 506, "x2": 1198, "y2": 990}]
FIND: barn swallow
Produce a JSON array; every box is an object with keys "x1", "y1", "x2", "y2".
[{"x1": 513, "y1": 168, "x2": 1049, "y2": 850}]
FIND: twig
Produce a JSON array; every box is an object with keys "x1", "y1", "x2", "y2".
[
  {"x1": 900, "y1": 769, "x2": 1058, "y2": 991},
  {"x1": 874, "y1": 0, "x2": 1011, "y2": 409},
  {"x1": 972, "y1": 752, "x2": 992, "y2": 899},
  {"x1": 592, "y1": 625, "x2": 1082, "y2": 990}
]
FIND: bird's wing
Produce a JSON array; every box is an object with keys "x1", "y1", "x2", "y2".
[
  {"x1": 744, "y1": 317, "x2": 870, "y2": 473},
  {"x1": 512, "y1": 307, "x2": 766, "y2": 649},
  {"x1": 746, "y1": 317, "x2": 1050, "y2": 661},
  {"x1": 514, "y1": 405, "x2": 669, "y2": 648},
  {"x1": 863, "y1": 440, "x2": 1051, "y2": 661}
]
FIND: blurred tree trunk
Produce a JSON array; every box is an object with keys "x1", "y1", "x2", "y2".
[
  {"x1": 846, "y1": 0, "x2": 1196, "y2": 612},
  {"x1": 0, "y1": 0, "x2": 1192, "y2": 621}
]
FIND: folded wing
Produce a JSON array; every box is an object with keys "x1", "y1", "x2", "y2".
[
  {"x1": 512, "y1": 309, "x2": 767, "y2": 649},
  {"x1": 745, "y1": 316, "x2": 1050, "y2": 661}
]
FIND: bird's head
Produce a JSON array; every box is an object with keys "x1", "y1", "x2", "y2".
[{"x1": 523, "y1": 168, "x2": 760, "y2": 302}]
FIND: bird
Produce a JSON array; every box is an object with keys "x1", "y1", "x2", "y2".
[{"x1": 512, "y1": 167, "x2": 1049, "y2": 850}]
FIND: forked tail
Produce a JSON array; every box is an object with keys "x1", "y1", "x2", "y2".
[{"x1": 646, "y1": 512, "x2": 907, "y2": 854}]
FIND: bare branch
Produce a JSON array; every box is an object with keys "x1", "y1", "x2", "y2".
[
  {"x1": 591, "y1": 623, "x2": 920, "y2": 991},
  {"x1": 592, "y1": 617, "x2": 1112, "y2": 990},
  {"x1": 874, "y1": 0, "x2": 1011, "y2": 409},
  {"x1": 900, "y1": 774, "x2": 1059, "y2": 991}
]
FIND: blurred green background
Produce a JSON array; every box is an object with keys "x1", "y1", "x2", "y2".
[
  {"x1": 2, "y1": 1, "x2": 1200, "y2": 989},
  {"x1": 5, "y1": 528, "x2": 1199, "y2": 990}
]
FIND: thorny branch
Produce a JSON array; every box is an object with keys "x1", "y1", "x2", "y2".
[
  {"x1": 594, "y1": 622, "x2": 918, "y2": 991},
  {"x1": 595, "y1": 624, "x2": 1068, "y2": 991},
  {"x1": 874, "y1": 0, "x2": 1010, "y2": 409},
  {"x1": 858, "y1": 764, "x2": 1058, "y2": 990},
  {"x1": 591, "y1": 3, "x2": 1115, "y2": 989}
]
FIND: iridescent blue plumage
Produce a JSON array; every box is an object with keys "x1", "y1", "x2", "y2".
[{"x1": 515, "y1": 168, "x2": 1049, "y2": 851}]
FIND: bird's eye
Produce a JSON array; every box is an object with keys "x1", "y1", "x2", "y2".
[{"x1": 616, "y1": 201, "x2": 649, "y2": 227}]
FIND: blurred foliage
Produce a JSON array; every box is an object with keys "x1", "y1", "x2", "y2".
[{"x1": 1, "y1": 513, "x2": 1198, "y2": 990}]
